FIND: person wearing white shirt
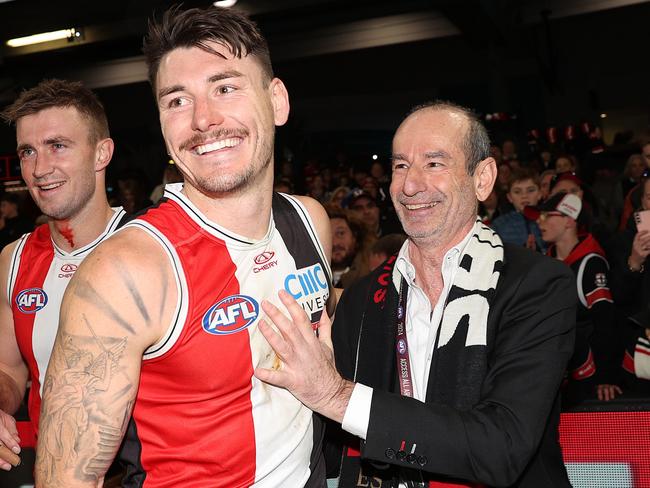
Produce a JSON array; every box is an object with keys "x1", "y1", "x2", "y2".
[{"x1": 256, "y1": 101, "x2": 576, "y2": 488}]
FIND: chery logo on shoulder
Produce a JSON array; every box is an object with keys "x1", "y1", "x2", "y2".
[
  {"x1": 202, "y1": 295, "x2": 259, "y2": 335},
  {"x1": 16, "y1": 288, "x2": 48, "y2": 314},
  {"x1": 253, "y1": 251, "x2": 278, "y2": 273}
]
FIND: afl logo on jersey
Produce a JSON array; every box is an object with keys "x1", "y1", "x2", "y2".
[
  {"x1": 202, "y1": 294, "x2": 259, "y2": 335},
  {"x1": 16, "y1": 288, "x2": 48, "y2": 314}
]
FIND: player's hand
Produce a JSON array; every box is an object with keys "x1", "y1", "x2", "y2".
[
  {"x1": 596, "y1": 384, "x2": 622, "y2": 402},
  {"x1": 630, "y1": 230, "x2": 650, "y2": 269},
  {"x1": 254, "y1": 290, "x2": 353, "y2": 423},
  {"x1": 0, "y1": 409, "x2": 20, "y2": 471}
]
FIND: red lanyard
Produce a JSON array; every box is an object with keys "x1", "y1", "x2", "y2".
[{"x1": 396, "y1": 279, "x2": 414, "y2": 398}]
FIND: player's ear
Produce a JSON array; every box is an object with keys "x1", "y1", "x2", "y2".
[
  {"x1": 95, "y1": 138, "x2": 114, "y2": 172},
  {"x1": 269, "y1": 78, "x2": 290, "y2": 127}
]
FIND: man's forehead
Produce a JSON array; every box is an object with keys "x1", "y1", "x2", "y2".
[
  {"x1": 17, "y1": 106, "x2": 84, "y2": 135},
  {"x1": 156, "y1": 41, "x2": 260, "y2": 94},
  {"x1": 393, "y1": 108, "x2": 467, "y2": 148},
  {"x1": 159, "y1": 41, "x2": 249, "y2": 75}
]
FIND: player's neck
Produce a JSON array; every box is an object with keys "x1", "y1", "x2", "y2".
[
  {"x1": 49, "y1": 199, "x2": 115, "y2": 253},
  {"x1": 183, "y1": 178, "x2": 274, "y2": 241}
]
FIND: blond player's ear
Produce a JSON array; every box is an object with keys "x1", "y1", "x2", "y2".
[{"x1": 95, "y1": 138, "x2": 114, "y2": 172}]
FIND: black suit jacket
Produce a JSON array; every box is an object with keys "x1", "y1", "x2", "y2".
[{"x1": 330, "y1": 244, "x2": 576, "y2": 487}]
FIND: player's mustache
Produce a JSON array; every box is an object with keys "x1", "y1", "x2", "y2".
[{"x1": 179, "y1": 128, "x2": 249, "y2": 152}]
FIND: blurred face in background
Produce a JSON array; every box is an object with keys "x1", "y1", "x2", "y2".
[
  {"x1": 507, "y1": 179, "x2": 540, "y2": 213},
  {"x1": 350, "y1": 195, "x2": 379, "y2": 231},
  {"x1": 540, "y1": 172, "x2": 555, "y2": 201},
  {"x1": 551, "y1": 179, "x2": 583, "y2": 200},
  {"x1": 555, "y1": 157, "x2": 574, "y2": 174},
  {"x1": 537, "y1": 212, "x2": 570, "y2": 243},
  {"x1": 627, "y1": 155, "x2": 645, "y2": 181},
  {"x1": 330, "y1": 217, "x2": 357, "y2": 267}
]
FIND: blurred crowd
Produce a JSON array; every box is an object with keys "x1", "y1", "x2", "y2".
[{"x1": 3, "y1": 135, "x2": 650, "y2": 406}]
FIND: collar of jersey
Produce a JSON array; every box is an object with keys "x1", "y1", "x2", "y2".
[
  {"x1": 163, "y1": 183, "x2": 275, "y2": 249},
  {"x1": 52, "y1": 207, "x2": 126, "y2": 258}
]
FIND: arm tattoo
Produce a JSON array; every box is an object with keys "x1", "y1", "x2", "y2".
[
  {"x1": 71, "y1": 278, "x2": 136, "y2": 334},
  {"x1": 114, "y1": 261, "x2": 151, "y2": 325},
  {"x1": 36, "y1": 318, "x2": 133, "y2": 486}
]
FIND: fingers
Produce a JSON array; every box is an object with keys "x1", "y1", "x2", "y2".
[
  {"x1": 261, "y1": 298, "x2": 304, "y2": 345},
  {"x1": 254, "y1": 366, "x2": 286, "y2": 389},
  {"x1": 277, "y1": 290, "x2": 314, "y2": 341},
  {"x1": 316, "y1": 310, "x2": 333, "y2": 348},
  {"x1": 0, "y1": 444, "x2": 20, "y2": 468},
  {"x1": 0, "y1": 414, "x2": 20, "y2": 455},
  {"x1": 257, "y1": 319, "x2": 291, "y2": 361},
  {"x1": 596, "y1": 384, "x2": 623, "y2": 402}
]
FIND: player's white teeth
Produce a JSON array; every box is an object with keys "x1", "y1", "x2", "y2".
[
  {"x1": 195, "y1": 137, "x2": 242, "y2": 155},
  {"x1": 405, "y1": 202, "x2": 437, "y2": 210},
  {"x1": 39, "y1": 182, "x2": 64, "y2": 190}
]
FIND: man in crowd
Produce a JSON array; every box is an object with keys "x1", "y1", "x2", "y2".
[
  {"x1": 36, "y1": 6, "x2": 332, "y2": 487},
  {"x1": 256, "y1": 101, "x2": 576, "y2": 487},
  {"x1": 491, "y1": 168, "x2": 544, "y2": 251},
  {"x1": 348, "y1": 189, "x2": 402, "y2": 238},
  {"x1": 527, "y1": 192, "x2": 622, "y2": 402},
  {"x1": 329, "y1": 208, "x2": 372, "y2": 288},
  {"x1": 0, "y1": 79, "x2": 126, "y2": 470}
]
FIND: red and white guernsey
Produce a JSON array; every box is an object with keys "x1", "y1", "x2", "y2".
[
  {"x1": 8, "y1": 208, "x2": 126, "y2": 434},
  {"x1": 119, "y1": 183, "x2": 333, "y2": 488}
]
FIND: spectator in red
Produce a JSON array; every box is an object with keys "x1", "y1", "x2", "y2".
[{"x1": 526, "y1": 192, "x2": 623, "y2": 403}]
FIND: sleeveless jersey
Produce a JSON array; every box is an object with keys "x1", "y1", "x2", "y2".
[
  {"x1": 8, "y1": 208, "x2": 127, "y2": 434},
  {"x1": 120, "y1": 183, "x2": 333, "y2": 488}
]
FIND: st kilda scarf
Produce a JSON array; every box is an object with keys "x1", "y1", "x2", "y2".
[{"x1": 338, "y1": 219, "x2": 504, "y2": 487}]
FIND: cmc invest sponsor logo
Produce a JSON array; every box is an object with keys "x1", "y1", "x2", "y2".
[
  {"x1": 202, "y1": 294, "x2": 259, "y2": 335},
  {"x1": 16, "y1": 288, "x2": 48, "y2": 314}
]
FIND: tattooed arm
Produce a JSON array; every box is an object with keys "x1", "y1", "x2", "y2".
[{"x1": 35, "y1": 229, "x2": 176, "y2": 487}]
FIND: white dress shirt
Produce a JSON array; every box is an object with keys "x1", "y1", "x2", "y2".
[{"x1": 341, "y1": 227, "x2": 474, "y2": 440}]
